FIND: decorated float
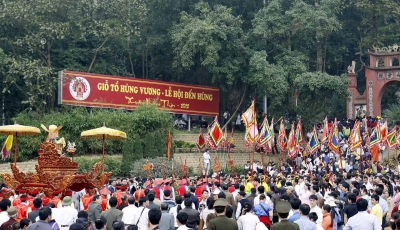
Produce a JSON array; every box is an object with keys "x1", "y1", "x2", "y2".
[{"x1": 0, "y1": 123, "x2": 126, "y2": 198}]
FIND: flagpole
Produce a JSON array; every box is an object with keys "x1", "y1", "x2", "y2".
[{"x1": 396, "y1": 148, "x2": 399, "y2": 174}]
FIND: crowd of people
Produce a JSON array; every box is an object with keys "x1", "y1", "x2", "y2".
[{"x1": 0, "y1": 116, "x2": 398, "y2": 230}]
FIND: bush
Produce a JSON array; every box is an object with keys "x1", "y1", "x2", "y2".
[
  {"x1": 4, "y1": 103, "x2": 174, "y2": 163},
  {"x1": 130, "y1": 157, "x2": 194, "y2": 179},
  {"x1": 75, "y1": 155, "x2": 123, "y2": 177}
]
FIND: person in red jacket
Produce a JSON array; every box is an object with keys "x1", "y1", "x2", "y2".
[
  {"x1": 16, "y1": 194, "x2": 29, "y2": 221},
  {"x1": 176, "y1": 179, "x2": 188, "y2": 197},
  {"x1": 50, "y1": 189, "x2": 63, "y2": 208},
  {"x1": 81, "y1": 186, "x2": 95, "y2": 211}
]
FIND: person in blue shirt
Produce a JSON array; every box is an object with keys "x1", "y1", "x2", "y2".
[{"x1": 288, "y1": 198, "x2": 302, "y2": 223}]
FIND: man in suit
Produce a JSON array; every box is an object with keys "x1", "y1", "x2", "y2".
[
  {"x1": 101, "y1": 197, "x2": 123, "y2": 230},
  {"x1": 208, "y1": 198, "x2": 238, "y2": 230},
  {"x1": 147, "y1": 192, "x2": 160, "y2": 210},
  {"x1": 222, "y1": 184, "x2": 236, "y2": 212},
  {"x1": 270, "y1": 201, "x2": 300, "y2": 230},
  {"x1": 88, "y1": 195, "x2": 103, "y2": 223},
  {"x1": 179, "y1": 198, "x2": 199, "y2": 229},
  {"x1": 189, "y1": 187, "x2": 199, "y2": 210}
]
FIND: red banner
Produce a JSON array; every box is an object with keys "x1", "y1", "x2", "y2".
[{"x1": 58, "y1": 71, "x2": 219, "y2": 116}]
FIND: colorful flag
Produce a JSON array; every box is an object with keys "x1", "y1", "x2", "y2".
[
  {"x1": 1, "y1": 135, "x2": 13, "y2": 160},
  {"x1": 278, "y1": 119, "x2": 287, "y2": 152},
  {"x1": 207, "y1": 116, "x2": 224, "y2": 150},
  {"x1": 328, "y1": 118, "x2": 340, "y2": 155},
  {"x1": 268, "y1": 118, "x2": 275, "y2": 151},
  {"x1": 308, "y1": 126, "x2": 320, "y2": 154},
  {"x1": 387, "y1": 126, "x2": 397, "y2": 149},
  {"x1": 380, "y1": 120, "x2": 388, "y2": 143},
  {"x1": 241, "y1": 100, "x2": 256, "y2": 128},
  {"x1": 287, "y1": 123, "x2": 298, "y2": 158},
  {"x1": 369, "y1": 126, "x2": 381, "y2": 147},
  {"x1": 257, "y1": 117, "x2": 272, "y2": 149},
  {"x1": 349, "y1": 121, "x2": 362, "y2": 151},
  {"x1": 245, "y1": 122, "x2": 259, "y2": 144},
  {"x1": 295, "y1": 120, "x2": 304, "y2": 145},
  {"x1": 322, "y1": 117, "x2": 329, "y2": 142},
  {"x1": 364, "y1": 127, "x2": 370, "y2": 148},
  {"x1": 196, "y1": 128, "x2": 206, "y2": 152}
]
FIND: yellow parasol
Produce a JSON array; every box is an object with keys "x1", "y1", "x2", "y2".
[
  {"x1": 80, "y1": 123, "x2": 127, "y2": 172},
  {"x1": 0, "y1": 123, "x2": 41, "y2": 164}
]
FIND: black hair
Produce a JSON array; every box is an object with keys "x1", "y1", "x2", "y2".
[
  {"x1": 278, "y1": 213, "x2": 289, "y2": 218},
  {"x1": 346, "y1": 193, "x2": 356, "y2": 203},
  {"x1": 309, "y1": 194, "x2": 318, "y2": 201},
  {"x1": 163, "y1": 189, "x2": 171, "y2": 197},
  {"x1": 0, "y1": 199, "x2": 10, "y2": 211},
  {"x1": 243, "y1": 202, "x2": 252, "y2": 213},
  {"x1": 322, "y1": 205, "x2": 333, "y2": 227},
  {"x1": 147, "y1": 193, "x2": 155, "y2": 202},
  {"x1": 371, "y1": 194, "x2": 379, "y2": 202},
  {"x1": 112, "y1": 221, "x2": 125, "y2": 230},
  {"x1": 356, "y1": 198, "x2": 368, "y2": 211},
  {"x1": 250, "y1": 188, "x2": 257, "y2": 194},
  {"x1": 239, "y1": 185, "x2": 245, "y2": 192},
  {"x1": 46, "y1": 202, "x2": 55, "y2": 208},
  {"x1": 308, "y1": 212, "x2": 318, "y2": 222},
  {"x1": 257, "y1": 186, "x2": 265, "y2": 194},
  {"x1": 206, "y1": 197, "x2": 215, "y2": 209},
  {"x1": 290, "y1": 198, "x2": 301, "y2": 210},
  {"x1": 77, "y1": 210, "x2": 88, "y2": 219},
  {"x1": 20, "y1": 218, "x2": 31, "y2": 229},
  {"x1": 217, "y1": 192, "x2": 226, "y2": 199},
  {"x1": 109, "y1": 197, "x2": 118, "y2": 207},
  {"x1": 215, "y1": 206, "x2": 225, "y2": 214},
  {"x1": 69, "y1": 223, "x2": 85, "y2": 230},
  {"x1": 161, "y1": 203, "x2": 169, "y2": 211},
  {"x1": 92, "y1": 195, "x2": 100, "y2": 202},
  {"x1": 184, "y1": 198, "x2": 192, "y2": 207},
  {"x1": 176, "y1": 212, "x2": 188, "y2": 225},
  {"x1": 128, "y1": 197, "x2": 135, "y2": 205},
  {"x1": 226, "y1": 205, "x2": 233, "y2": 218},
  {"x1": 189, "y1": 187, "x2": 195, "y2": 193},
  {"x1": 375, "y1": 188, "x2": 383, "y2": 196},
  {"x1": 33, "y1": 198, "x2": 42, "y2": 209},
  {"x1": 139, "y1": 197, "x2": 148, "y2": 206},
  {"x1": 38, "y1": 207, "x2": 52, "y2": 221},
  {"x1": 148, "y1": 208, "x2": 162, "y2": 225},
  {"x1": 95, "y1": 218, "x2": 106, "y2": 229},
  {"x1": 299, "y1": 204, "x2": 311, "y2": 215}
]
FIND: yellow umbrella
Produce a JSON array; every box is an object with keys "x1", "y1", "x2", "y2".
[
  {"x1": 80, "y1": 123, "x2": 127, "y2": 172},
  {"x1": 0, "y1": 123, "x2": 41, "y2": 164}
]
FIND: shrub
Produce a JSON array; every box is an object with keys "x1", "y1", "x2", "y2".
[
  {"x1": 75, "y1": 155, "x2": 123, "y2": 177},
  {"x1": 4, "y1": 103, "x2": 174, "y2": 163}
]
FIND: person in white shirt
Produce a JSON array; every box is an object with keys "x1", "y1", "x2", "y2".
[
  {"x1": 237, "y1": 202, "x2": 260, "y2": 230},
  {"x1": 122, "y1": 197, "x2": 137, "y2": 225},
  {"x1": 254, "y1": 186, "x2": 273, "y2": 209},
  {"x1": 176, "y1": 212, "x2": 190, "y2": 230},
  {"x1": 55, "y1": 196, "x2": 78, "y2": 227},
  {"x1": 0, "y1": 199, "x2": 11, "y2": 226},
  {"x1": 309, "y1": 194, "x2": 323, "y2": 224},
  {"x1": 203, "y1": 150, "x2": 211, "y2": 176},
  {"x1": 133, "y1": 197, "x2": 150, "y2": 230}
]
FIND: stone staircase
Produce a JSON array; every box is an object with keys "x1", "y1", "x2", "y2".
[
  {"x1": 0, "y1": 161, "x2": 37, "y2": 174},
  {"x1": 174, "y1": 133, "x2": 284, "y2": 171}
]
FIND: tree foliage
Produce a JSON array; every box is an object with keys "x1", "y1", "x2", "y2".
[{"x1": 1, "y1": 0, "x2": 398, "y2": 130}]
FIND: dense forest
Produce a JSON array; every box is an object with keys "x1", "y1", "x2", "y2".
[{"x1": 0, "y1": 0, "x2": 400, "y2": 127}]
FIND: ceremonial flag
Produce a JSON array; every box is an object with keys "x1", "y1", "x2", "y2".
[
  {"x1": 369, "y1": 126, "x2": 381, "y2": 147},
  {"x1": 328, "y1": 118, "x2": 340, "y2": 155},
  {"x1": 295, "y1": 120, "x2": 304, "y2": 145},
  {"x1": 268, "y1": 118, "x2": 275, "y2": 150},
  {"x1": 387, "y1": 126, "x2": 397, "y2": 149},
  {"x1": 287, "y1": 123, "x2": 297, "y2": 158},
  {"x1": 207, "y1": 116, "x2": 224, "y2": 150},
  {"x1": 322, "y1": 116, "x2": 329, "y2": 142},
  {"x1": 196, "y1": 128, "x2": 206, "y2": 152},
  {"x1": 308, "y1": 126, "x2": 320, "y2": 154},
  {"x1": 1, "y1": 135, "x2": 13, "y2": 160},
  {"x1": 241, "y1": 100, "x2": 256, "y2": 128},
  {"x1": 245, "y1": 122, "x2": 259, "y2": 144},
  {"x1": 381, "y1": 120, "x2": 388, "y2": 143},
  {"x1": 257, "y1": 117, "x2": 272, "y2": 148},
  {"x1": 349, "y1": 121, "x2": 362, "y2": 151},
  {"x1": 364, "y1": 127, "x2": 370, "y2": 148},
  {"x1": 278, "y1": 119, "x2": 287, "y2": 152}
]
